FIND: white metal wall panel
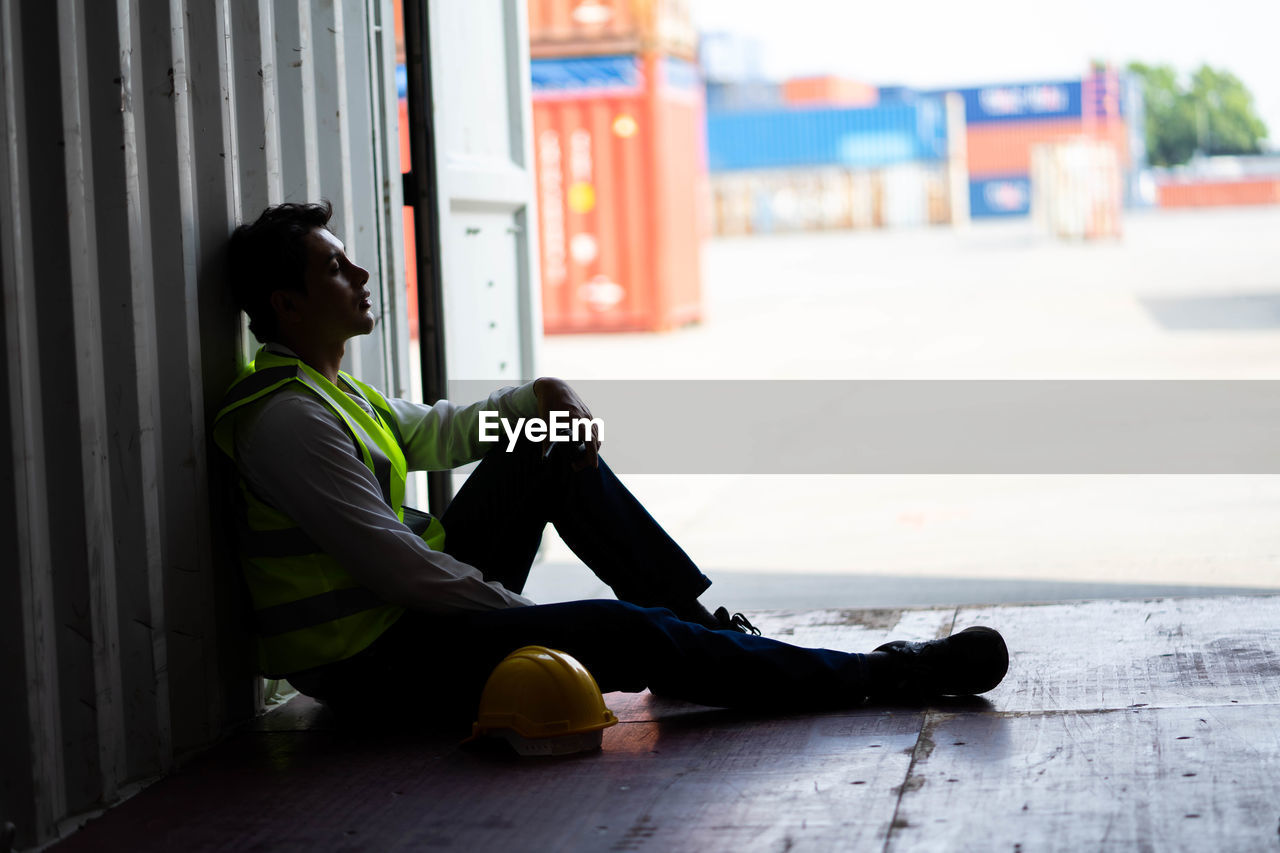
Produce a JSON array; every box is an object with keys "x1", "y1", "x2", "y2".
[
  {"x1": 427, "y1": 0, "x2": 541, "y2": 382},
  {"x1": 0, "y1": 0, "x2": 408, "y2": 847}
]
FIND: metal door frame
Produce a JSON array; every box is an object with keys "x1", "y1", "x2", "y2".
[{"x1": 399, "y1": 0, "x2": 452, "y2": 511}]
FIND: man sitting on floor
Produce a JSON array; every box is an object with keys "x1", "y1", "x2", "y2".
[{"x1": 212, "y1": 201, "x2": 1009, "y2": 724}]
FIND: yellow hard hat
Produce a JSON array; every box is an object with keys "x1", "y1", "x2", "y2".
[{"x1": 468, "y1": 646, "x2": 618, "y2": 756}]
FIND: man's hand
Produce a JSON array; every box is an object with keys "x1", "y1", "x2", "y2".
[{"x1": 533, "y1": 377, "x2": 600, "y2": 471}]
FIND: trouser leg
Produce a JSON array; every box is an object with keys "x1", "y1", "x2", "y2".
[
  {"x1": 300, "y1": 601, "x2": 869, "y2": 722},
  {"x1": 440, "y1": 437, "x2": 711, "y2": 607}
]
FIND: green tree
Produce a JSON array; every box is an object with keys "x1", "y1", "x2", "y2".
[
  {"x1": 1127, "y1": 62, "x2": 1269, "y2": 166},
  {"x1": 1188, "y1": 66, "x2": 1269, "y2": 156}
]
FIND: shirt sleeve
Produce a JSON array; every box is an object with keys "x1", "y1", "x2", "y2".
[
  {"x1": 383, "y1": 381, "x2": 540, "y2": 471},
  {"x1": 234, "y1": 389, "x2": 534, "y2": 612}
]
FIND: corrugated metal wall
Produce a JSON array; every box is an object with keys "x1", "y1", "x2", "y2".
[{"x1": 0, "y1": 0, "x2": 405, "y2": 847}]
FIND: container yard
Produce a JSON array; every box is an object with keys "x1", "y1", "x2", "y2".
[
  {"x1": 387, "y1": 9, "x2": 1280, "y2": 345},
  {"x1": 385, "y1": 17, "x2": 1280, "y2": 337},
  {"x1": 697, "y1": 64, "x2": 1151, "y2": 241}
]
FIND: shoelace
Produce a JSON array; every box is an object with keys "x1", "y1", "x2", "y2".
[{"x1": 724, "y1": 611, "x2": 761, "y2": 636}]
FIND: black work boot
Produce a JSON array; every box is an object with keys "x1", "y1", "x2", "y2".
[{"x1": 871, "y1": 626, "x2": 1009, "y2": 697}]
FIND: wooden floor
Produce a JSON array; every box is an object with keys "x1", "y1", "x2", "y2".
[{"x1": 51, "y1": 596, "x2": 1280, "y2": 852}]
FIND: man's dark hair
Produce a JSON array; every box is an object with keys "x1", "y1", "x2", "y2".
[{"x1": 227, "y1": 201, "x2": 334, "y2": 342}]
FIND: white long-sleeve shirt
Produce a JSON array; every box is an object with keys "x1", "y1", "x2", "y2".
[{"x1": 233, "y1": 353, "x2": 539, "y2": 613}]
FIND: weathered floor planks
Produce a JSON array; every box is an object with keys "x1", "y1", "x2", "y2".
[
  {"x1": 956, "y1": 597, "x2": 1280, "y2": 713},
  {"x1": 48, "y1": 595, "x2": 1280, "y2": 852},
  {"x1": 888, "y1": 705, "x2": 1280, "y2": 852}
]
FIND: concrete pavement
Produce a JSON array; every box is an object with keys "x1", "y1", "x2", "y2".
[{"x1": 529, "y1": 208, "x2": 1280, "y2": 607}]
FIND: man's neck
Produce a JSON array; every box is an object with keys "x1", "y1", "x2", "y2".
[{"x1": 272, "y1": 337, "x2": 345, "y2": 385}]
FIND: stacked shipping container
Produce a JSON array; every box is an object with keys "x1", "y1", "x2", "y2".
[
  {"x1": 924, "y1": 68, "x2": 1136, "y2": 220},
  {"x1": 698, "y1": 29, "x2": 968, "y2": 236},
  {"x1": 705, "y1": 100, "x2": 948, "y2": 172},
  {"x1": 703, "y1": 94, "x2": 960, "y2": 235},
  {"x1": 528, "y1": 0, "x2": 705, "y2": 333}
]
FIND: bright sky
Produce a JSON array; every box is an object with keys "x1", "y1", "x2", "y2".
[{"x1": 691, "y1": 0, "x2": 1280, "y2": 149}]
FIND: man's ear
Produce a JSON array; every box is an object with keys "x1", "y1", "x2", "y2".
[{"x1": 269, "y1": 289, "x2": 300, "y2": 322}]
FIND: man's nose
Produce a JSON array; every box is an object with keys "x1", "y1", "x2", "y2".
[{"x1": 353, "y1": 263, "x2": 370, "y2": 285}]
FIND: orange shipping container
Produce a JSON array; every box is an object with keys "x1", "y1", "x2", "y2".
[
  {"x1": 966, "y1": 117, "x2": 1129, "y2": 177},
  {"x1": 781, "y1": 76, "x2": 878, "y2": 108},
  {"x1": 527, "y1": 0, "x2": 696, "y2": 59},
  {"x1": 533, "y1": 53, "x2": 704, "y2": 333},
  {"x1": 1157, "y1": 179, "x2": 1280, "y2": 208}
]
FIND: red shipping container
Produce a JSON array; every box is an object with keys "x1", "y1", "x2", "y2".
[
  {"x1": 1158, "y1": 178, "x2": 1280, "y2": 208},
  {"x1": 533, "y1": 53, "x2": 704, "y2": 333},
  {"x1": 392, "y1": 0, "x2": 405, "y2": 63},
  {"x1": 527, "y1": 0, "x2": 696, "y2": 59},
  {"x1": 781, "y1": 75, "x2": 878, "y2": 108},
  {"x1": 397, "y1": 99, "x2": 419, "y2": 340},
  {"x1": 967, "y1": 117, "x2": 1130, "y2": 177}
]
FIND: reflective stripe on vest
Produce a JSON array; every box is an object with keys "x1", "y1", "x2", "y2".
[{"x1": 255, "y1": 586, "x2": 386, "y2": 637}]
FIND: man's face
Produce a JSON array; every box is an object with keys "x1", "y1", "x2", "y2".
[{"x1": 290, "y1": 227, "x2": 375, "y2": 343}]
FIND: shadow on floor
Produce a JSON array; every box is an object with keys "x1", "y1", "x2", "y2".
[
  {"x1": 1139, "y1": 292, "x2": 1280, "y2": 330},
  {"x1": 525, "y1": 561, "x2": 1277, "y2": 610}
]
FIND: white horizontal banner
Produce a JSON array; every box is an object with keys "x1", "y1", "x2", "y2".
[{"x1": 446, "y1": 380, "x2": 1280, "y2": 474}]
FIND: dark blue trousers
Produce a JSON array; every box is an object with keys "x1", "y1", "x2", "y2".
[{"x1": 292, "y1": 438, "x2": 871, "y2": 720}]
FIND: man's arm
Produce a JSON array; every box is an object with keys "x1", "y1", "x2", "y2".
[
  {"x1": 384, "y1": 382, "x2": 539, "y2": 471},
  {"x1": 236, "y1": 390, "x2": 532, "y2": 611},
  {"x1": 386, "y1": 377, "x2": 601, "y2": 471}
]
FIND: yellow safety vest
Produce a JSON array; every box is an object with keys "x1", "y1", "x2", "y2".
[{"x1": 212, "y1": 346, "x2": 445, "y2": 677}]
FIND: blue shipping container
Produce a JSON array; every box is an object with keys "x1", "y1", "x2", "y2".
[
  {"x1": 530, "y1": 55, "x2": 643, "y2": 96},
  {"x1": 969, "y1": 175, "x2": 1031, "y2": 218},
  {"x1": 928, "y1": 80, "x2": 1083, "y2": 125},
  {"x1": 529, "y1": 55, "x2": 700, "y2": 98},
  {"x1": 705, "y1": 99, "x2": 948, "y2": 172}
]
